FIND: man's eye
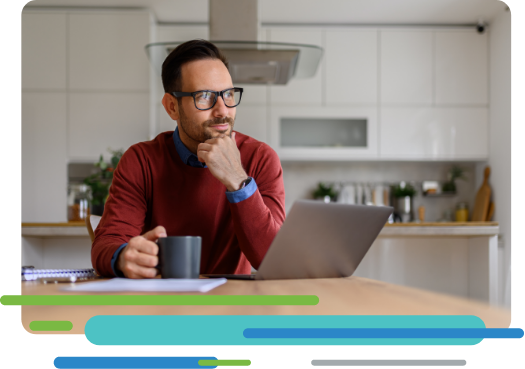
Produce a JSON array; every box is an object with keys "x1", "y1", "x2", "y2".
[{"x1": 196, "y1": 92, "x2": 213, "y2": 102}]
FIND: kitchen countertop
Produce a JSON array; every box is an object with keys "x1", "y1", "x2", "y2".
[{"x1": 22, "y1": 222, "x2": 499, "y2": 238}]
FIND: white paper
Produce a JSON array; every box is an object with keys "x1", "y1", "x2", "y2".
[{"x1": 61, "y1": 278, "x2": 227, "y2": 293}]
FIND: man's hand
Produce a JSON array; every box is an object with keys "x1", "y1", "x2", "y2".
[
  {"x1": 197, "y1": 132, "x2": 248, "y2": 191},
  {"x1": 117, "y1": 226, "x2": 167, "y2": 279}
]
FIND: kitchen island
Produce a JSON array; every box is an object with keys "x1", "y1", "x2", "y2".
[{"x1": 22, "y1": 221, "x2": 500, "y2": 304}]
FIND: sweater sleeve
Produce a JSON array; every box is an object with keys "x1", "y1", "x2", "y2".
[
  {"x1": 91, "y1": 146, "x2": 149, "y2": 277},
  {"x1": 229, "y1": 144, "x2": 286, "y2": 269}
]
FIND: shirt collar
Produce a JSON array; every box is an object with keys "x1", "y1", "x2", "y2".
[{"x1": 173, "y1": 126, "x2": 206, "y2": 168}]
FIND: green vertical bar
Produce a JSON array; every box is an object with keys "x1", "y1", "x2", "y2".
[
  {"x1": 198, "y1": 360, "x2": 251, "y2": 366},
  {"x1": 0, "y1": 1, "x2": 27, "y2": 295}
]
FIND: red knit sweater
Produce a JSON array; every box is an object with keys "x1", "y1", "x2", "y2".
[{"x1": 91, "y1": 131, "x2": 286, "y2": 277}]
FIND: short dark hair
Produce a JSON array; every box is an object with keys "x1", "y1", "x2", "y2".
[{"x1": 161, "y1": 39, "x2": 229, "y2": 93}]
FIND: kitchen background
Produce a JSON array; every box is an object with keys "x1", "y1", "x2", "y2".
[{"x1": 21, "y1": 0, "x2": 511, "y2": 306}]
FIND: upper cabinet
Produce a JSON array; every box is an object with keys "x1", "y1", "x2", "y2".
[
  {"x1": 435, "y1": 30, "x2": 488, "y2": 105},
  {"x1": 380, "y1": 107, "x2": 488, "y2": 160},
  {"x1": 380, "y1": 30, "x2": 433, "y2": 105},
  {"x1": 69, "y1": 12, "x2": 151, "y2": 91},
  {"x1": 22, "y1": 12, "x2": 67, "y2": 90},
  {"x1": 270, "y1": 106, "x2": 378, "y2": 160},
  {"x1": 66, "y1": 11, "x2": 152, "y2": 160},
  {"x1": 268, "y1": 28, "x2": 323, "y2": 106},
  {"x1": 325, "y1": 29, "x2": 378, "y2": 105}
]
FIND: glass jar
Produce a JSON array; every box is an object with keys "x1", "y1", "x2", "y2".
[
  {"x1": 67, "y1": 184, "x2": 91, "y2": 222},
  {"x1": 455, "y1": 202, "x2": 469, "y2": 222}
]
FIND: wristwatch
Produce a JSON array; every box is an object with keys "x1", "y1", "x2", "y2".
[{"x1": 239, "y1": 177, "x2": 252, "y2": 190}]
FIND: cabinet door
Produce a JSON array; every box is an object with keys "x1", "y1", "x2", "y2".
[
  {"x1": 380, "y1": 107, "x2": 488, "y2": 159},
  {"x1": 68, "y1": 92, "x2": 150, "y2": 161},
  {"x1": 325, "y1": 29, "x2": 378, "y2": 105},
  {"x1": 234, "y1": 106, "x2": 268, "y2": 143},
  {"x1": 435, "y1": 30, "x2": 488, "y2": 105},
  {"x1": 22, "y1": 93, "x2": 68, "y2": 222},
  {"x1": 22, "y1": 12, "x2": 67, "y2": 90},
  {"x1": 270, "y1": 106, "x2": 378, "y2": 160},
  {"x1": 268, "y1": 29, "x2": 323, "y2": 106},
  {"x1": 381, "y1": 30, "x2": 433, "y2": 105},
  {"x1": 69, "y1": 12, "x2": 150, "y2": 90}
]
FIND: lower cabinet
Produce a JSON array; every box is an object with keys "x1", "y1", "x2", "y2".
[{"x1": 380, "y1": 107, "x2": 488, "y2": 160}]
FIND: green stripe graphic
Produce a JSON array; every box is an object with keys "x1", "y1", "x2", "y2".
[
  {"x1": 1, "y1": 295, "x2": 318, "y2": 306},
  {"x1": 29, "y1": 321, "x2": 73, "y2": 331},
  {"x1": 199, "y1": 359, "x2": 312, "y2": 366}
]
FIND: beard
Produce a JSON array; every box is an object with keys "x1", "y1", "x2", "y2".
[{"x1": 177, "y1": 102, "x2": 235, "y2": 142}]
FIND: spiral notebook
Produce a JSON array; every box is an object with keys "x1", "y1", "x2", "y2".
[{"x1": 21, "y1": 266, "x2": 97, "y2": 283}]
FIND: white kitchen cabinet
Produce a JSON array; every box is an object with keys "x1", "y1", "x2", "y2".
[
  {"x1": 22, "y1": 92, "x2": 68, "y2": 222},
  {"x1": 270, "y1": 106, "x2": 378, "y2": 160},
  {"x1": 380, "y1": 107, "x2": 488, "y2": 160},
  {"x1": 268, "y1": 28, "x2": 323, "y2": 106},
  {"x1": 325, "y1": 29, "x2": 378, "y2": 105},
  {"x1": 68, "y1": 92, "x2": 150, "y2": 161},
  {"x1": 435, "y1": 30, "x2": 488, "y2": 105},
  {"x1": 234, "y1": 105, "x2": 268, "y2": 143},
  {"x1": 22, "y1": 12, "x2": 67, "y2": 90},
  {"x1": 68, "y1": 12, "x2": 151, "y2": 91},
  {"x1": 380, "y1": 30, "x2": 433, "y2": 105}
]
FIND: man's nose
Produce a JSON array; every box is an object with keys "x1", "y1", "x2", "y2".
[{"x1": 212, "y1": 94, "x2": 230, "y2": 117}]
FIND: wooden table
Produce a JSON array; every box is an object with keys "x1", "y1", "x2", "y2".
[{"x1": 21, "y1": 276, "x2": 510, "y2": 334}]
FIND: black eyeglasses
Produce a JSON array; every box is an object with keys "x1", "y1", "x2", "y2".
[{"x1": 171, "y1": 87, "x2": 243, "y2": 111}]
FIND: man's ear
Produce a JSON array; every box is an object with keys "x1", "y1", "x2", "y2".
[{"x1": 161, "y1": 93, "x2": 180, "y2": 121}]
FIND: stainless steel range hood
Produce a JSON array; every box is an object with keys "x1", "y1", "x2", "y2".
[{"x1": 145, "y1": 0, "x2": 323, "y2": 85}]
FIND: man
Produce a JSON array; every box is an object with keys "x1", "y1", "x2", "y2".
[{"x1": 91, "y1": 40, "x2": 286, "y2": 278}]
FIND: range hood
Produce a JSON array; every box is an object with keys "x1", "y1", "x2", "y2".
[{"x1": 145, "y1": 0, "x2": 323, "y2": 85}]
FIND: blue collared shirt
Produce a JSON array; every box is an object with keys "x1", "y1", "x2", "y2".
[{"x1": 110, "y1": 127, "x2": 258, "y2": 276}]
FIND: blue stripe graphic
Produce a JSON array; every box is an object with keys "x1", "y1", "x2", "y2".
[
  {"x1": 53, "y1": 357, "x2": 217, "y2": 368},
  {"x1": 243, "y1": 328, "x2": 524, "y2": 339}
]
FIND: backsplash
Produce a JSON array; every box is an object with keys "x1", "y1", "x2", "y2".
[{"x1": 281, "y1": 161, "x2": 479, "y2": 222}]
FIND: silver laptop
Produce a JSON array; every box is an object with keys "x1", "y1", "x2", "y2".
[{"x1": 203, "y1": 200, "x2": 393, "y2": 280}]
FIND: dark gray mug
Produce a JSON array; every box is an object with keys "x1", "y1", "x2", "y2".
[{"x1": 158, "y1": 236, "x2": 201, "y2": 279}]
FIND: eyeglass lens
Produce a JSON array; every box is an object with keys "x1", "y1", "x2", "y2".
[{"x1": 194, "y1": 88, "x2": 241, "y2": 110}]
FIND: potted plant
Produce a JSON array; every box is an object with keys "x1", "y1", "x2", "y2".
[
  {"x1": 83, "y1": 148, "x2": 124, "y2": 216},
  {"x1": 313, "y1": 182, "x2": 338, "y2": 203},
  {"x1": 442, "y1": 165, "x2": 467, "y2": 193},
  {"x1": 392, "y1": 182, "x2": 417, "y2": 222}
]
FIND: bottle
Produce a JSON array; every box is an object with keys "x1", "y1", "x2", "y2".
[
  {"x1": 67, "y1": 184, "x2": 92, "y2": 222},
  {"x1": 418, "y1": 206, "x2": 425, "y2": 223},
  {"x1": 455, "y1": 202, "x2": 469, "y2": 222}
]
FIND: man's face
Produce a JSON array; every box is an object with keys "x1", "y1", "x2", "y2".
[{"x1": 165, "y1": 58, "x2": 236, "y2": 145}]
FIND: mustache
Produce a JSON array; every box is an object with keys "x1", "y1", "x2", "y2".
[{"x1": 204, "y1": 117, "x2": 234, "y2": 126}]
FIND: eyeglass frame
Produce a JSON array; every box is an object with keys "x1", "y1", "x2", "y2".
[{"x1": 171, "y1": 87, "x2": 243, "y2": 111}]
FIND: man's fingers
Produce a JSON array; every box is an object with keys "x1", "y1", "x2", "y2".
[
  {"x1": 124, "y1": 264, "x2": 158, "y2": 279},
  {"x1": 142, "y1": 225, "x2": 167, "y2": 242},
  {"x1": 197, "y1": 143, "x2": 213, "y2": 152},
  {"x1": 124, "y1": 248, "x2": 158, "y2": 268},
  {"x1": 197, "y1": 150, "x2": 209, "y2": 163},
  {"x1": 133, "y1": 239, "x2": 159, "y2": 255}
]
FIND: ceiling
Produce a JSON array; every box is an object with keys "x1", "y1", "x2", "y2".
[{"x1": 25, "y1": 0, "x2": 508, "y2": 25}]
